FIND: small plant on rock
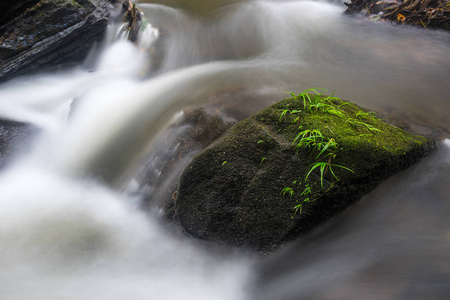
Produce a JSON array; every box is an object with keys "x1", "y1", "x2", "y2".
[
  {"x1": 279, "y1": 109, "x2": 302, "y2": 122},
  {"x1": 280, "y1": 88, "x2": 367, "y2": 215}
]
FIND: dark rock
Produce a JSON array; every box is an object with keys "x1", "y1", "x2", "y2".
[
  {"x1": 174, "y1": 94, "x2": 435, "y2": 251},
  {"x1": 0, "y1": 0, "x2": 113, "y2": 82},
  {"x1": 136, "y1": 108, "x2": 234, "y2": 212},
  {"x1": 0, "y1": 0, "x2": 41, "y2": 26},
  {"x1": 0, "y1": 119, "x2": 36, "y2": 168}
]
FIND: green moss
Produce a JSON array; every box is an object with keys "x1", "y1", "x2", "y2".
[
  {"x1": 255, "y1": 95, "x2": 427, "y2": 162},
  {"x1": 254, "y1": 92, "x2": 430, "y2": 213}
]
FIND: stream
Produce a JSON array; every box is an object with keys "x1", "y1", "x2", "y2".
[{"x1": 0, "y1": 0, "x2": 449, "y2": 299}]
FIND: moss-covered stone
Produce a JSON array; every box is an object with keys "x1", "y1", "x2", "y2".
[{"x1": 174, "y1": 95, "x2": 435, "y2": 251}]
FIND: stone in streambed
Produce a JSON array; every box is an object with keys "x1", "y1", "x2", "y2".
[
  {"x1": 173, "y1": 94, "x2": 435, "y2": 251},
  {"x1": 0, "y1": 119, "x2": 36, "y2": 169}
]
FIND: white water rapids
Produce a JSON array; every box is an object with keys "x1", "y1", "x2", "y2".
[{"x1": 0, "y1": 1, "x2": 449, "y2": 299}]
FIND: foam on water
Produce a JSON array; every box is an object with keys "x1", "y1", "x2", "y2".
[
  {"x1": 0, "y1": 10, "x2": 251, "y2": 300},
  {"x1": 0, "y1": 164, "x2": 251, "y2": 300}
]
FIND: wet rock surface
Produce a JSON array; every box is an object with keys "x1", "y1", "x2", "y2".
[
  {"x1": 173, "y1": 95, "x2": 435, "y2": 251},
  {"x1": 135, "y1": 108, "x2": 234, "y2": 213},
  {"x1": 0, "y1": 119, "x2": 36, "y2": 169},
  {"x1": 0, "y1": 0, "x2": 113, "y2": 82},
  {"x1": 0, "y1": 0, "x2": 41, "y2": 26}
]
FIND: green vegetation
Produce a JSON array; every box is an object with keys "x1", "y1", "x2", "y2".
[
  {"x1": 306, "y1": 161, "x2": 354, "y2": 186},
  {"x1": 279, "y1": 108, "x2": 301, "y2": 122},
  {"x1": 276, "y1": 88, "x2": 394, "y2": 215}
]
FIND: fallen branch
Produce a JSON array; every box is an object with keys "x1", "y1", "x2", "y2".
[
  {"x1": 122, "y1": 0, "x2": 142, "y2": 42},
  {"x1": 344, "y1": 0, "x2": 450, "y2": 31}
]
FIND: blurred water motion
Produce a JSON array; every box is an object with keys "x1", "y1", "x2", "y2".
[{"x1": 0, "y1": 1, "x2": 449, "y2": 299}]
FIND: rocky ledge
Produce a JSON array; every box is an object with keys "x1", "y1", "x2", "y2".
[
  {"x1": 172, "y1": 90, "x2": 435, "y2": 251},
  {"x1": 0, "y1": 0, "x2": 114, "y2": 82}
]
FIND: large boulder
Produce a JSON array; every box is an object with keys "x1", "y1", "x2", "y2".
[
  {"x1": 173, "y1": 92, "x2": 435, "y2": 251},
  {"x1": 0, "y1": 0, "x2": 113, "y2": 82}
]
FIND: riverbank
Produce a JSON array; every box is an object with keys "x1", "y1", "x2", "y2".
[{"x1": 345, "y1": 0, "x2": 450, "y2": 31}]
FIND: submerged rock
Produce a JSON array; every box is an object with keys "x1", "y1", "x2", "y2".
[
  {"x1": 136, "y1": 108, "x2": 234, "y2": 212},
  {"x1": 0, "y1": 0, "x2": 113, "y2": 82},
  {"x1": 0, "y1": 119, "x2": 35, "y2": 169},
  {"x1": 173, "y1": 92, "x2": 435, "y2": 251}
]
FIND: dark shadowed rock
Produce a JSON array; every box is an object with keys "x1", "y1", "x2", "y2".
[
  {"x1": 135, "y1": 108, "x2": 234, "y2": 213},
  {"x1": 0, "y1": 0, "x2": 41, "y2": 26},
  {"x1": 0, "y1": 0, "x2": 113, "y2": 82},
  {"x1": 0, "y1": 119, "x2": 36, "y2": 168},
  {"x1": 173, "y1": 94, "x2": 435, "y2": 251}
]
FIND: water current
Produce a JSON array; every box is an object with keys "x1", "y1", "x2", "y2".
[{"x1": 0, "y1": 0, "x2": 449, "y2": 299}]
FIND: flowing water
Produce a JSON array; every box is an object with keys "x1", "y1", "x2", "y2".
[{"x1": 0, "y1": 0, "x2": 449, "y2": 299}]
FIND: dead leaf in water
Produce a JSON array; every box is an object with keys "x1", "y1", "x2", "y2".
[{"x1": 397, "y1": 13, "x2": 406, "y2": 23}]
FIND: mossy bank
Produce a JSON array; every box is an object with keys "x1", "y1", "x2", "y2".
[{"x1": 173, "y1": 91, "x2": 435, "y2": 251}]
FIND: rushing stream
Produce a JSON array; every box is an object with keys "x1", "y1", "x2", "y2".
[{"x1": 0, "y1": 0, "x2": 449, "y2": 299}]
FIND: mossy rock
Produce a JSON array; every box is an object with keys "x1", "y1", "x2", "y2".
[{"x1": 174, "y1": 94, "x2": 435, "y2": 251}]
